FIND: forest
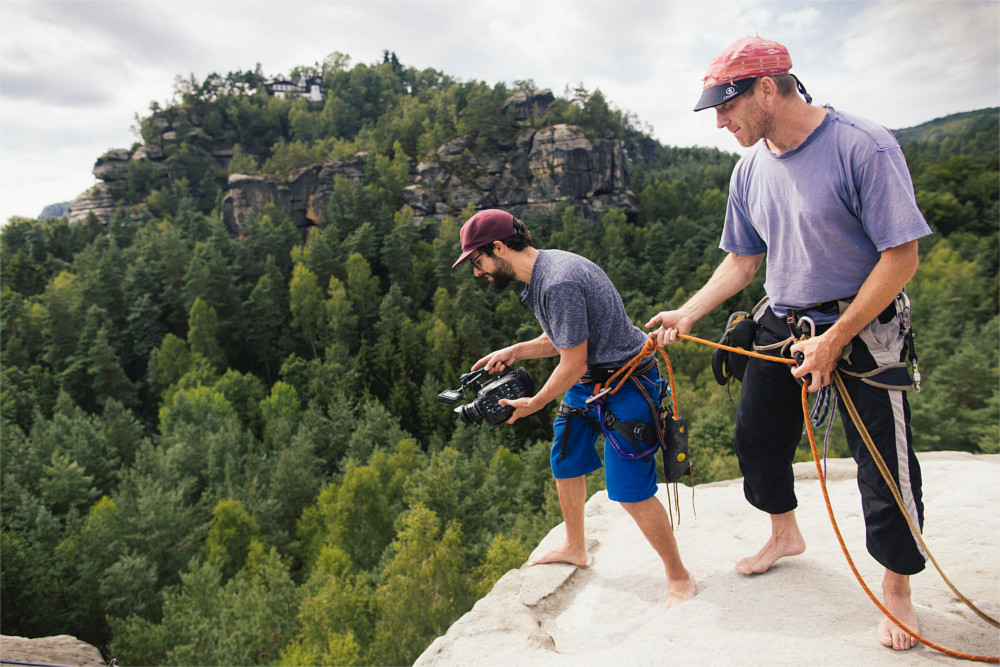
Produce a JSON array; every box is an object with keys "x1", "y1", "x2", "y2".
[{"x1": 1, "y1": 51, "x2": 997, "y2": 666}]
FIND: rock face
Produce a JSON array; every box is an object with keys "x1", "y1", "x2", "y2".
[
  {"x1": 222, "y1": 122, "x2": 637, "y2": 235},
  {"x1": 403, "y1": 123, "x2": 637, "y2": 226},
  {"x1": 502, "y1": 89, "x2": 556, "y2": 124},
  {"x1": 65, "y1": 88, "x2": 641, "y2": 235},
  {"x1": 68, "y1": 182, "x2": 118, "y2": 226},
  {"x1": 67, "y1": 110, "x2": 229, "y2": 226},
  {"x1": 0, "y1": 634, "x2": 105, "y2": 667},
  {"x1": 68, "y1": 90, "x2": 639, "y2": 232},
  {"x1": 221, "y1": 153, "x2": 368, "y2": 233},
  {"x1": 416, "y1": 452, "x2": 1000, "y2": 666}
]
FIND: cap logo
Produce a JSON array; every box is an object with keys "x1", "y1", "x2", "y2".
[{"x1": 725, "y1": 86, "x2": 737, "y2": 97}]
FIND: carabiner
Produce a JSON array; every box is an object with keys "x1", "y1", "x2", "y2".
[
  {"x1": 796, "y1": 315, "x2": 817, "y2": 339},
  {"x1": 585, "y1": 384, "x2": 614, "y2": 405},
  {"x1": 793, "y1": 316, "x2": 816, "y2": 367}
]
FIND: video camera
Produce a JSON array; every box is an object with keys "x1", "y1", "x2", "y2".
[{"x1": 437, "y1": 367, "x2": 534, "y2": 426}]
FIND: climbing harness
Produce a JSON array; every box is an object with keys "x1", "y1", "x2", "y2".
[
  {"x1": 559, "y1": 341, "x2": 694, "y2": 525},
  {"x1": 650, "y1": 324, "x2": 999, "y2": 663}
]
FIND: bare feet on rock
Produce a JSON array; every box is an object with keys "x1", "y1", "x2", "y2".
[
  {"x1": 735, "y1": 511, "x2": 806, "y2": 575},
  {"x1": 527, "y1": 543, "x2": 588, "y2": 567},
  {"x1": 878, "y1": 573, "x2": 919, "y2": 650},
  {"x1": 735, "y1": 533, "x2": 806, "y2": 574},
  {"x1": 664, "y1": 573, "x2": 697, "y2": 610}
]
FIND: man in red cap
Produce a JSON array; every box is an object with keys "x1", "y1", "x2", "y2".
[
  {"x1": 647, "y1": 36, "x2": 932, "y2": 649},
  {"x1": 453, "y1": 208, "x2": 696, "y2": 609}
]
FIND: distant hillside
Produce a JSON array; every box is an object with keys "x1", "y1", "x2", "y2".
[
  {"x1": 38, "y1": 201, "x2": 71, "y2": 220},
  {"x1": 894, "y1": 107, "x2": 999, "y2": 161}
]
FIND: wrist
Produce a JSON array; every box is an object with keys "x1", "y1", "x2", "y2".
[{"x1": 820, "y1": 323, "x2": 852, "y2": 353}]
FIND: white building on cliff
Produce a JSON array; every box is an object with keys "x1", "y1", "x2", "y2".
[{"x1": 264, "y1": 76, "x2": 323, "y2": 102}]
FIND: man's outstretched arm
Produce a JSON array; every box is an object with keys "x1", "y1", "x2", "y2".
[{"x1": 646, "y1": 252, "x2": 764, "y2": 345}]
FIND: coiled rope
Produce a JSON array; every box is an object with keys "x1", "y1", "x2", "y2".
[{"x1": 599, "y1": 331, "x2": 999, "y2": 662}]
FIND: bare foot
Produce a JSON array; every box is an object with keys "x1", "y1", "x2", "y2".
[
  {"x1": 664, "y1": 573, "x2": 697, "y2": 610},
  {"x1": 878, "y1": 574, "x2": 919, "y2": 650},
  {"x1": 527, "y1": 543, "x2": 587, "y2": 567},
  {"x1": 735, "y1": 533, "x2": 806, "y2": 574}
]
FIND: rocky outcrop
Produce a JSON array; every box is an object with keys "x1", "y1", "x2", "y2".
[
  {"x1": 403, "y1": 123, "x2": 637, "y2": 225},
  {"x1": 66, "y1": 111, "x2": 233, "y2": 226},
  {"x1": 69, "y1": 89, "x2": 640, "y2": 232},
  {"x1": 91, "y1": 148, "x2": 132, "y2": 182},
  {"x1": 502, "y1": 89, "x2": 556, "y2": 124},
  {"x1": 221, "y1": 153, "x2": 369, "y2": 233},
  {"x1": 0, "y1": 634, "x2": 105, "y2": 667},
  {"x1": 222, "y1": 120, "x2": 639, "y2": 235},
  {"x1": 68, "y1": 182, "x2": 118, "y2": 225},
  {"x1": 39, "y1": 201, "x2": 71, "y2": 220},
  {"x1": 416, "y1": 452, "x2": 1000, "y2": 666}
]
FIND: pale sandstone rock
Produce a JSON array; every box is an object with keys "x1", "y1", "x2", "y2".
[
  {"x1": 0, "y1": 634, "x2": 105, "y2": 667},
  {"x1": 417, "y1": 453, "x2": 1000, "y2": 666}
]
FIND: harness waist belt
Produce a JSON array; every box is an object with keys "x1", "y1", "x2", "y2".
[{"x1": 580, "y1": 355, "x2": 657, "y2": 385}]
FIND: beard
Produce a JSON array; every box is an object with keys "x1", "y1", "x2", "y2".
[
  {"x1": 487, "y1": 255, "x2": 516, "y2": 291},
  {"x1": 735, "y1": 95, "x2": 772, "y2": 147}
]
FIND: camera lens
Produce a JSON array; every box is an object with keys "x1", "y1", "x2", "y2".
[{"x1": 455, "y1": 403, "x2": 482, "y2": 425}]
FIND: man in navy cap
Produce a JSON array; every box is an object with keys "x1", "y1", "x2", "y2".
[
  {"x1": 453, "y1": 209, "x2": 696, "y2": 609},
  {"x1": 647, "y1": 36, "x2": 932, "y2": 649}
]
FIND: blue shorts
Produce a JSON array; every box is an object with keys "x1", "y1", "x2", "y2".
[{"x1": 551, "y1": 368, "x2": 666, "y2": 503}]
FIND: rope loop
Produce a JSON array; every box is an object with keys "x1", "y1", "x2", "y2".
[{"x1": 606, "y1": 329, "x2": 999, "y2": 662}]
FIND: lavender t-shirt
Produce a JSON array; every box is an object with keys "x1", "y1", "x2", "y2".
[
  {"x1": 721, "y1": 107, "x2": 932, "y2": 315},
  {"x1": 520, "y1": 249, "x2": 647, "y2": 366}
]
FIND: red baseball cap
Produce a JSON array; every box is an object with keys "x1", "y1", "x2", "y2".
[
  {"x1": 451, "y1": 209, "x2": 516, "y2": 268},
  {"x1": 694, "y1": 36, "x2": 793, "y2": 111}
]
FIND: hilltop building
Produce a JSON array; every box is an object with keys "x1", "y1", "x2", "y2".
[{"x1": 264, "y1": 76, "x2": 324, "y2": 102}]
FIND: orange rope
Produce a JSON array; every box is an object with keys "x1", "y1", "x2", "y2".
[
  {"x1": 677, "y1": 331, "x2": 797, "y2": 364},
  {"x1": 801, "y1": 382, "x2": 998, "y2": 662},
  {"x1": 602, "y1": 331, "x2": 999, "y2": 662},
  {"x1": 601, "y1": 337, "x2": 680, "y2": 417}
]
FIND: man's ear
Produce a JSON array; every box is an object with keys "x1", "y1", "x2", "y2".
[{"x1": 757, "y1": 76, "x2": 777, "y2": 101}]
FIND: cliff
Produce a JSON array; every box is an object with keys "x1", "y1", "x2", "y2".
[
  {"x1": 68, "y1": 90, "x2": 639, "y2": 233},
  {"x1": 416, "y1": 452, "x2": 1000, "y2": 666}
]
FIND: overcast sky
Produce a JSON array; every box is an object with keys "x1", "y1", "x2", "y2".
[{"x1": 1, "y1": 0, "x2": 997, "y2": 225}]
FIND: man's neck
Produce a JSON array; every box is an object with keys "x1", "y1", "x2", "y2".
[
  {"x1": 511, "y1": 246, "x2": 539, "y2": 284},
  {"x1": 765, "y1": 103, "x2": 828, "y2": 155}
]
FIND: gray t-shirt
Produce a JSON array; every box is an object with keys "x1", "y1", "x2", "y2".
[
  {"x1": 721, "y1": 107, "x2": 932, "y2": 318},
  {"x1": 520, "y1": 249, "x2": 647, "y2": 366}
]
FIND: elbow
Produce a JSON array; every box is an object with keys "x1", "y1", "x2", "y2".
[{"x1": 902, "y1": 242, "x2": 921, "y2": 282}]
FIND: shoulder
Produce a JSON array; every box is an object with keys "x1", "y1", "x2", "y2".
[
  {"x1": 539, "y1": 249, "x2": 594, "y2": 275},
  {"x1": 827, "y1": 108, "x2": 901, "y2": 152}
]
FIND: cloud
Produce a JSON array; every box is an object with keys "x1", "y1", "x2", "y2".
[
  {"x1": 816, "y1": 0, "x2": 999, "y2": 127},
  {"x1": 0, "y1": 0, "x2": 997, "y2": 225},
  {"x1": 778, "y1": 7, "x2": 823, "y2": 33},
  {"x1": 0, "y1": 69, "x2": 113, "y2": 107},
  {"x1": 20, "y1": 1, "x2": 206, "y2": 69}
]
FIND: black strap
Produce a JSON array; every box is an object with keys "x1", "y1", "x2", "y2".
[
  {"x1": 580, "y1": 355, "x2": 657, "y2": 385},
  {"x1": 558, "y1": 402, "x2": 659, "y2": 461}
]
